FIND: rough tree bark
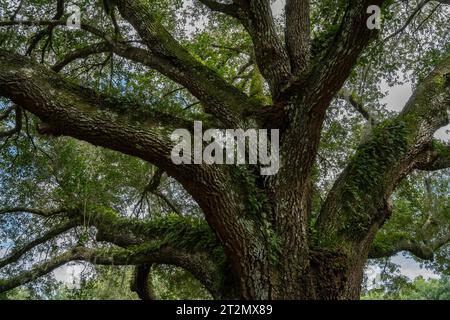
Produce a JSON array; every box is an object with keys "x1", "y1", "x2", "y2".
[{"x1": 0, "y1": 0, "x2": 449, "y2": 300}]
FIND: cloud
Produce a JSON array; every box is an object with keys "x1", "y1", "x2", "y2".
[{"x1": 391, "y1": 254, "x2": 439, "y2": 280}]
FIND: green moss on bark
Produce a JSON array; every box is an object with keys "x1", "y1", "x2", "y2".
[{"x1": 340, "y1": 118, "x2": 412, "y2": 239}]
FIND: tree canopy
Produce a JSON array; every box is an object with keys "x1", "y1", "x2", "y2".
[{"x1": 0, "y1": 0, "x2": 449, "y2": 300}]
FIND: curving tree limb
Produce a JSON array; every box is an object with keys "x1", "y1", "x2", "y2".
[{"x1": 0, "y1": 245, "x2": 223, "y2": 296}]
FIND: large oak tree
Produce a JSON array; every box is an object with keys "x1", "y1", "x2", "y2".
[{"x1": 0, "y1": 0, "x2": 449, "y2": 299}]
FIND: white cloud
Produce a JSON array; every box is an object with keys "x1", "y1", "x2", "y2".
[
  {"x1": 52, "y1": 263, "x2": 85, "y2": 288},
  {"x1": 391, "y1": 254, "x2": 439, "y2": 280}
]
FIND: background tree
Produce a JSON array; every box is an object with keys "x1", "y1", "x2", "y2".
[
  {"x1": 364, "y1": 276, "x2": 450, "y2": 300},
  {"x1": 0, "y1": 0, "x2": 449, "y2": 299}
]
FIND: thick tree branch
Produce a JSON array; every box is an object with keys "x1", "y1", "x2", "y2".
[
  {"x1": 0, "y1": 207, "x2": 70, "y2": 217},
  {"x1": 240, "y1": 1, "x2": 291, "y2": 96},
  {"x1": 0, "y1": 245, "x2": 223, "y2": 297},
  {"x1": 0, "y1": 50, "x2": 193, "y2": 173},
  {"x1": 52, "y1": 42, "x2": 111, "y2": 72},
  {"x1": 285, "y1": 0, "x2": 311, "y2": 75},
  {"x1": 0, "y1": 204, "x2": 219, "y2": 256},
  {"x1": 369, "y1": 239, "x2": 434, "y2": 260},
  {"x1": 198, "y1": 0, "x2": 291, "y2": 97},
  {"x1": 292, "y1": 0, "x2": 386, "y2": 111}
]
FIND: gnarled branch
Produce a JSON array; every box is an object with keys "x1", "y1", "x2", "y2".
[
  {"x1": 0, "y1": 219, "x2": 78, "y2": 268},
  {"x1": 115, "y1": 0, "x2": 258, "y2": 127},
  {"x1": 198, "y1": 0, "x2": 291, "y2": 97},
  {"x1": 0, "y1": 245, "x2": 223, "y2": 297},
  {"x1": 297, "y1": 0, "x2": 386, "y2": 113}
]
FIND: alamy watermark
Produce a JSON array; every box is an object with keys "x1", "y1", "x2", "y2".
[
  {"x1": 367, "y1": 5, "x2": 382, "y2": 30},
  {"x1": 65, "y1": 4, "x2": 386, "y2": 33},
  {"x1": 66, "y1": 5, "x2": 81, "y2": 30},
  {"x1": 170, "y1": 121, "x2": 280, "y2": 176}
]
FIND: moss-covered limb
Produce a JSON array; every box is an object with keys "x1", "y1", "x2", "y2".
[
  {"x1": 415, "y1": 141, "x2": 450, "y2": 171},
  {"x1": 298, "y1": 0, "x2": 386, "y2": 112},
  {"x1": 69, "y1": 207, "x2": 226, "y2": 271},
  {"x1": 317, "y1": 118, "x2": 412, "y2": 243},
  {"x1": 369, "y1": 229, "x2": 450, "y2": 261},
  {"x1": 317, "y1": 55, "x2": 450, "y2": 247},
  {"x1": 337, "y1": 89, "x2": 375, "y2": 123},
  {"x1": 0, "y1": 248, "x2": 81, "y2": 294},
  {"x1": 0, "y1": 244, "x2": 224, "y2": 298},
  {"x1": 89, "y1": 208, "x2": 221, "y2": 254},
  {"x1": 401, "y1": 54, "x2": 450, "y2": 122},
  {"x1": 0, "y1": 205, "x2": 226, "y2": 297},
  {"x1": 0, "y1": 203, "x2": 224, "y2": 265},
  {"x1": 0, "y1": 219, "x2": 78, "y2": 268},
  {"x1": 229, "y1": 166, "x2": 281, "y2": 264},
  {"x1": 0, "y1": 50, "x2": 193, "y2": 132},
  {"x1": 115, "y1": 0, "x2": 259, "y2": 128}
]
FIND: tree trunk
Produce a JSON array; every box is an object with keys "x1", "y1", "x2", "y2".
[{"x1": 223, "y1": 229, "x2": 370, "y2": 300}]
